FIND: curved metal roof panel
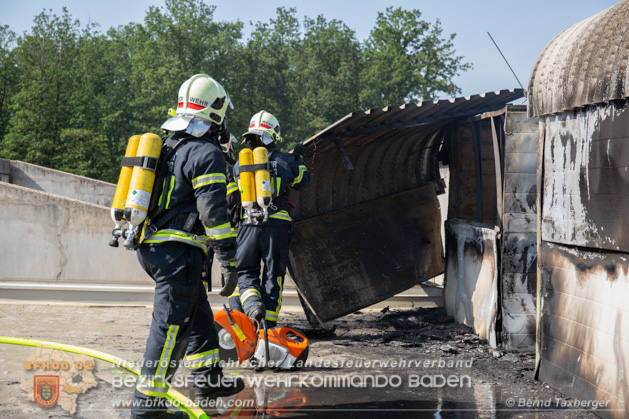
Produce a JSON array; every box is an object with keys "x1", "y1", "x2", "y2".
[
  {"x1": 528, "y1": 1, "x2": 629, "y2": 117},
  {"x1": 286, "y1": 89, "x2": 523, "y2": 321},
  {"x1": 306, "y1": 89, "x2": 525, "y2": 144},
  {"x1": 291, "y1": 88, "x2": 524, "y2": 220}
]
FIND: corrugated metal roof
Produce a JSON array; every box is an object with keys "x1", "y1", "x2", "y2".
[
  {"x1": 291, "y1": 88, "x2": 524, "y2": 220},
  {"x1": 286, "y1": 89, "x2": 523, "y2": 322},
  {"x1": 305, "y1": 89, "x2": 525, "y2": 146},
  {"x1": 528, "y1": 0, "x2": 629, "y2": 117}
]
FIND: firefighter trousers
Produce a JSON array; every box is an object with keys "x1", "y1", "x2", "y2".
[
  {"x1": 131, "y1": 243, "x2": 221, "y2": 417},
  {"x1": 230, "y1": 222, "x2": 291, "y2": 325}
]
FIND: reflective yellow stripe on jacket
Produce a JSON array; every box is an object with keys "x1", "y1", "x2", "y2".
[
  {"x1": 192, "y1": 173, "x2": 226, "y2": 189},
  {"x1": 205, "y1": 222, "x2": 232, "y2": 241},
  {"x1": 265, "y1": 311, "x2": 278, "y2": 322},
  {"x1": 226, "y1": 182, "x2": 238, "y2": 195},
  {"x1": 269, "y1": 210, "x2": 292, "y2": 222},
  {"x1": 243, "y1": 209, "x2": 292, "y2": 222},
  {"x1": 143, "y1": 229, "x2": 207, "y2": 252},
  {"x1": 290, "y1": 165, "x2": 307, "y2": 187}
]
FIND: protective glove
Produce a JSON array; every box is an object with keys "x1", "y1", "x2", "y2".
[
  {"x1": 291, "y1": 143, "x2": 307, "y2": 160},
  {"x1": 219, "y1": 257, "x2": 238, "y2": 297}
]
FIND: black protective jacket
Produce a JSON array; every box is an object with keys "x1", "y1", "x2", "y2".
[{"x1": 141, "y1": 131, "x2": 235, "y2": 261}]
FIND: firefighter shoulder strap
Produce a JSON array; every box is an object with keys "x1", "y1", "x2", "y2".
[{"x1": 137, "y1": 137, "x2": 194, "y2": 246}]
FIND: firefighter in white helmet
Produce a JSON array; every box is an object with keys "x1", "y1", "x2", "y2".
[
  {"x1": 229, "y1": 110, "x2": 310, "y2": 327},
  {"x1": 131, "y1": 74, "x2": 243, "y2": 419}
]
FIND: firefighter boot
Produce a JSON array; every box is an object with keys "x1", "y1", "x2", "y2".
[{"x1": 246, "y1": 301, "x2": 266, "y2": 326}]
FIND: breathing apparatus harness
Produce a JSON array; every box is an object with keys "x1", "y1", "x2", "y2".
[
  {"x1": 139, "y1": 128, "x2": 232, "y2": 246},
  {"x1": 238, "y1": 138, "x2": 280, "y2": 225},
  {"x1": 136, "y1": 136, "x2": 196, "y2": 247},
  {"x1": 108, "y1": 127, "x2": 228, "y2": 249}
]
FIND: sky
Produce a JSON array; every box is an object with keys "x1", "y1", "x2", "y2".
[{"x1": 0, "y1": 0, "x2": 620, "y2": 102}]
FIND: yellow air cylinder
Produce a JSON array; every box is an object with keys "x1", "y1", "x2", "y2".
[
  {"x1": 111, "y1": 135, "x2": 140, "y2": 226},
  {"x1": 239, "y1": 148, "x2": 255, "y2": 212},
  {"x1": 124, "y1": 133, "x2": 162, "y2": 226},
  {"x1": 253, "y1": 147, "x2": 271, "y2": 210}
]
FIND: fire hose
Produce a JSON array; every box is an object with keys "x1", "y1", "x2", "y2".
[{"x1": 0, "y1": 335, "x2": 208, "y2": 419}]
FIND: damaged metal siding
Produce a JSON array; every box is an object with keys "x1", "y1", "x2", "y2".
[
  {"x1": 539, "y1": 242, "x2": 629, "y2": 417},
  {"x1": 446, "y1": 119, "x2": 498, "y2": 225},
  {"x1": 289, "y1": 184, "x2": 443, "y2": 322},
  {"x1": 500, "y1": 109, "x2": 539, "y2": 351},
  {"x1": 288, "y1": 90, "x2": 524, "y2": 322},
  {"x1": 443, "y1": 219, "x2": 499, "y2": 347},
  {"x1": 528, "y1": 1, "x2": 629, "y2": 413},
  {"x1": 444, "y1": 105, "x2": 539, "y2": 351},
  {"x1": 542, "y1": 102, "x2": 629, "y2": 252},
  {"x1": 536, "y1": 102, "x2": 629, "y2": 416}
]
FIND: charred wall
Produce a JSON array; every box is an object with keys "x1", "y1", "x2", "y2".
[
  {"x1": 447, "y1": 119, "x2": 498, "y2": 225},
  {"x1": 500, "y1": 110, "x2": 538, "y2": 351},
  {"x1": 538, "y1": 101, "x2": 629, "y2": 416},
  {"x1": 287, "y1": 121, "x2": 446, "y2": 322},
  {"x1": 542, "y1": 102, "x2": 629, "y2": 252},
  {"x1": 285, "y1": 90, "x2": 524, "y2": 323},
  {"x1": 539, "y1": 242, "x2": 629, "y2": 417},
  {"x1": 527, "y1": 2, "x2": 629, "y2": 415},
  {"x1": 290, "y1": 184, "x2": 444, "y2": 322},
  {"x1": 445, "y1": 106, "x2": 538, "y2": 351},
  {"x1": 444, "y1": 219, "x2": 499, "y2": 346},
  {"x1": 290, "y1": 124, "x2": 446, "y2": 221}
]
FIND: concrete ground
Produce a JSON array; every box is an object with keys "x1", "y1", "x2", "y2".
[{"x1": 0, "y1": 303, "x2": 609, "y2": 418}]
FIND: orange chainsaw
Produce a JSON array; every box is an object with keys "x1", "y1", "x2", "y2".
[{"x1": 214, "y1": 305, "x2": 309, "y2": 370}]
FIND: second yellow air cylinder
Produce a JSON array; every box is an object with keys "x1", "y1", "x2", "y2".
[
  {"x1": 111, "y1": 135, "x2": 140, "y2": 226},
  {"x1": 124, "y1": 133, "x2": 162, "y2": 226},
  {"x1": 253, "y1": 147, "x2": 271, "y2": 210},
  {"x1": 238, "y1": 148, "x2": 255, "y2": 212}
]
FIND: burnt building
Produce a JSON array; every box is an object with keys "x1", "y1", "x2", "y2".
[
  {"x1": 286, "y1": 89, "x2": 526, "y2": 326},
  {"x1": 287, "y1": 2, "x2": 628, "y2": 416},
  {"x1": 528, "y1": 1, "x2": 629, "y2": 416}
]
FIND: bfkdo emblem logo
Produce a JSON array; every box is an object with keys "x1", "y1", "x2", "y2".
[{"x1": 34, "y1": 375, "x2": 60, "y2": 408}]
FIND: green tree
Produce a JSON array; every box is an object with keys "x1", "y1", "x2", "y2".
[
  {"x1": 121, "y1": 0, "x2": 244, "y2": 135},
  {"x1": 52, "y1": 129, "x2": 115, "y2": 181},
  {"x1": 292, "y1": 15, "x2": 362, "y2": 144},
  {"x1": 237, "y1": 7, "x2": 301, "y2": 149},
  {"x1": 0, "y1": 3, "x2": 473, "y2": 181},
  {"x1": 0, "y1": 25, "x2": 18, "y2": 141},
  {"x1": 360, "y1": 6, "x2": 472, "y2": 108},
  {"x1": 2, "y1": 8, "x2": 82, "y2": 167},
  {"x1": 0, "y1": 9, "x2": 122, "y2": 181}
]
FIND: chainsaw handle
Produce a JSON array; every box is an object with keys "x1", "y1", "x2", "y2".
[{"x1": 262, "y1": 319, "x2": 270, "y2": 367}]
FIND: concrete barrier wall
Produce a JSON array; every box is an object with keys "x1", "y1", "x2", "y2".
[
  {"x1": 0, "y1": 160, "x2": 437, "y2": 311},
  {"x1": 0, "y1": 159, "x2": 116, "y2": 207},
  {"x1": 0, "y1": 181, "x2": 148, "y2": 284},
  {"x1": 0, "y1": 160, "x2": 271, "y2": 296}
]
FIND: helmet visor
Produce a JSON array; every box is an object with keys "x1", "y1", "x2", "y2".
[
  {"x1": 161, "y1": 114, "x2": 193, "y2": 132},
  {"x1": 162, "y1": 114, "x2": 213, "y2": 137},
  {"x1": 186, "y1": 117, "x2": 213, "y2": 137},
  {"x1": 243, "y1": 129, "x2": 274, "y2": 145}
]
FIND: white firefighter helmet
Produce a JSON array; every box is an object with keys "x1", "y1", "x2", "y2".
[
  {"x1": 243, "y1": 110, "x2": 282, "y2": 145},
  {"x1": 161, "y1": 74, "x2": 233, "y2": 137}
]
